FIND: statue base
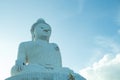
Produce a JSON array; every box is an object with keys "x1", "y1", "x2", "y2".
[{"x1": 5, "y1": 72, "x2": 69, "y2": 80}]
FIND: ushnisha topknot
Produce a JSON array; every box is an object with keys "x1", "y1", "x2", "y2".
[
  {"x1": 30, "y1": 18, "x2": 51, "y2": 41},
  {"x1": 37, "y1": 18, "x2": 46, "y2": 23}
]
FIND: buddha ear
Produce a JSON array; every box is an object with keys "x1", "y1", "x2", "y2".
[{"x1": 31, "y1": 32, "x2": 35, "y2": 41}]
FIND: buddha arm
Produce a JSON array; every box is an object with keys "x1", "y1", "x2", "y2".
[
  {"x1": 57, "y1": 49, "x2": 62, "y2": 67},
  {"x1": 52, "y1": 43, "x2": 62, "y2": 67},
  {"x1": 16, "y1": 42, "x2": 27, "y2": 65}
]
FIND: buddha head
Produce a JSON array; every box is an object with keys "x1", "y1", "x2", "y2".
[{"x1": 31, "y1": 18, "x2": 51, "y2": 41}]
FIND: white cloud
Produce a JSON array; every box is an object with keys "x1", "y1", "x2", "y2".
[
  {"x1": 80, "y1": 54, "x2": 120, "y2": 80},
  {"x1": 79, "y1": 36, "x2": 120, "y2": 80},
  {"x1": 88, "y1": 36, "x2": 120, "y2": 65}
]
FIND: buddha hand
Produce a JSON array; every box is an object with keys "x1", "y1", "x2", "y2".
[{"x1": 15, "y1": 60, "x2": 25, "y2": 72}]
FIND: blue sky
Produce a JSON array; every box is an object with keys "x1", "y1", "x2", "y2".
[{"x1": 0, "y1": 0, "x2": 120, "y2": 80}]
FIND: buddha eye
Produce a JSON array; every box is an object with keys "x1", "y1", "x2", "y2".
[{"x1": 41, "y1": 27, "x2": 44, "y2": 29}]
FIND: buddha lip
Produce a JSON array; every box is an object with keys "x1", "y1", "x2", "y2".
[{"x1": 44, "y1": 30, "x2": 49, "y2": 32}]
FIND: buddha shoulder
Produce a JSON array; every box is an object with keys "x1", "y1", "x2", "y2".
[
  {"x1": 18, "y1": 41, "x2": 35, "y2": 48},
  {"x1": 50, "y1": 43, "x2": 60, "y2": 51}
]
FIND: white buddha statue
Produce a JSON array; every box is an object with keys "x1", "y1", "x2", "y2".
[{"x1": 9, "y1": 18, "x2": 86, "y2": 80}]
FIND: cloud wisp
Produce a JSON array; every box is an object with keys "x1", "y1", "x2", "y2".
[{"x1": 95, "y1": 36, "x2": 120, "y2": 54}]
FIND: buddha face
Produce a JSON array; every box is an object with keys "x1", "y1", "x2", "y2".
[{"x1": 34, "y1": 23, "x2": 51, "y2": 40}]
